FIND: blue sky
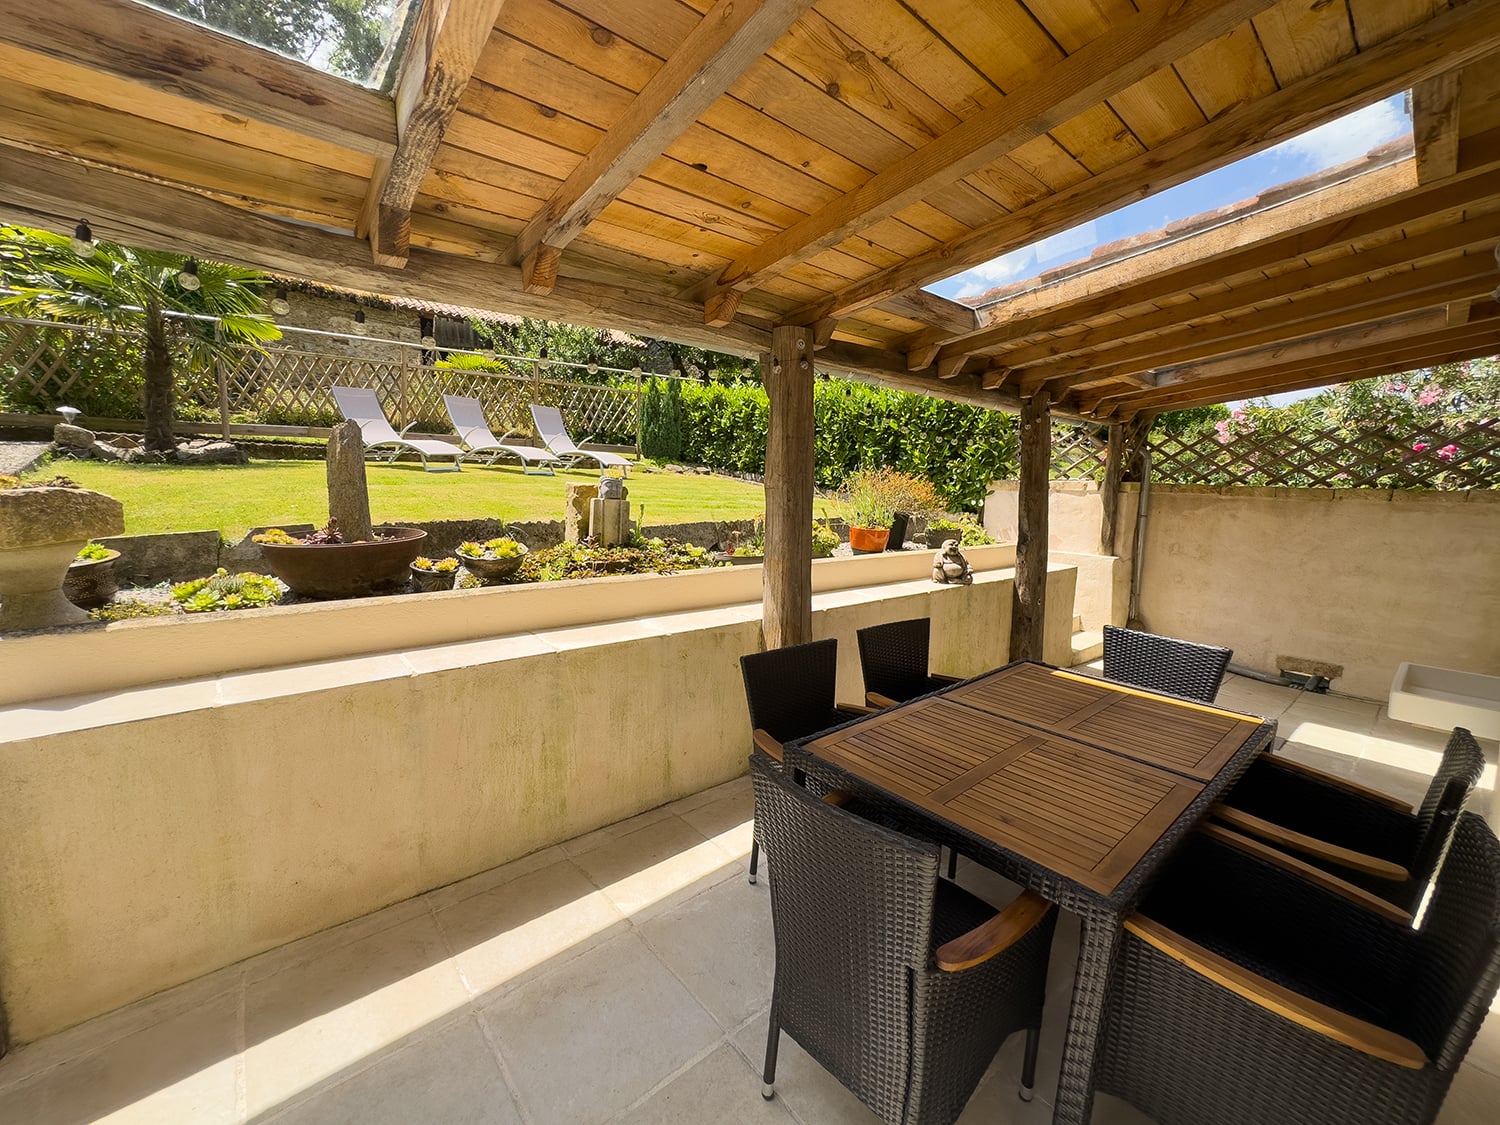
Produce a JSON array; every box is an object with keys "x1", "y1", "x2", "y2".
[{"x1": 927, "y1": 95, "x2": 1414, "y2": 304}]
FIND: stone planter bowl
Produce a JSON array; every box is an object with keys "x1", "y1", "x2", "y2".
[
  {"x1": 410, "y1": 564, "x2": 457, "y2": 593},
  {"x1": 258, "y1": 526, "x2": 427, "y2": 599},
  {"x1": 460, "y1": 546, "x2": 529, "y2": 585},
  {"x1": 0, "y1": 485, "x2": 124, "y2": 630},
  {"x1": 64, "y1": 549, "x2": 122, "y2": 609}
]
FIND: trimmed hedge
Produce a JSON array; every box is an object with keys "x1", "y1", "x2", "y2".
[{"x1": 673, "y1": 378, "x2": 1018, "y2": 510}]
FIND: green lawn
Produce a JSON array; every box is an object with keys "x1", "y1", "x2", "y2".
[{"x1": 38, "y1": 459, "x2": 767, "y2": 538}]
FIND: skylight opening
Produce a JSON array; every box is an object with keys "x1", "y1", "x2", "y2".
[
  {"x1": 137, "y1": 0, "x2": 423, "y2": 91},
  {"x1": 931, "y1": 95, "x2": 1416, "y2": 308}
]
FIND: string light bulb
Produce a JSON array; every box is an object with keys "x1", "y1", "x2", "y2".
[
  {"x1": 269, "y1": 287, "x2": 291, "y2": 316},
  {"x1": 70, "y1": 220, "x2": 96, "y2": 258},
  {"x1": 420, "y1": 334, "x2": 437, "y2": 349},
  {"x1": 177, "y1": 259, "x2": 201, "y2": 291},
  {"x1": 352, "y1": 308, "x2": 367, "y2": 336}
]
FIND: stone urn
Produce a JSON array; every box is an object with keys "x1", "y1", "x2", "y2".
[{"x1": 0, "y1": 486, "x2": 125, "y2": 630}]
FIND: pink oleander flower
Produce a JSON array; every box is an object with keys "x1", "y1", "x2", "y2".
[
  {"x1": 1214, "y1": 419, "x2": 1232, "y2": 444},
  {"x1": 1417, "y1": 386, "x2": 1443, "y2": 406},
  {"x1": 1231, "y1": 409, "x2": 1247, "y2": 422},
  {"x1": 1437, "y1": 444, "x2": 1458, "y2": 462},
  {"x1": 1411, "y1": 441, "x2": 1429, "y2": 453}
]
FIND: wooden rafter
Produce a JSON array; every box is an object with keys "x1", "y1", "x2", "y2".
[
  {"x1": 695, "y1": 0, "x2": 1281, "y2": 325},
  {"x1": 0, "y1": 0, "x2": 395, "y2": 159},
  {"x1": 1412, "y1": 71, "x2": 1462, "y2": 185},
  {"x1": 987, "y1": 207, "x2": 1500, "y2": 374},
  {"x1": 1011, "y1": 251, "x2": 1499, "y2": 394},
  {"x1": 362, "y1": 0, "x2": 510, "y2": 267},
  {"x1": 511, "y1": 0, "x2": 817, "y2": 295},
  {"x1": 801, "y1": 0, "x2": 1500, "y2": 328}
]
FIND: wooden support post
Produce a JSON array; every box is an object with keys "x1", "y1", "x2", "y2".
[
  {"x1": 1010, "y1": 391, "x2": 1051, "y2": 662},
  {"x1": 762, "y1": 324, "x2": 815, "y2": 649},
  {"x1": 216, "y1": 357, "x2": 232, "y2": 440},
  {"x1": 1100, "y1": 422, "x2": 1123, "y2": 555}
]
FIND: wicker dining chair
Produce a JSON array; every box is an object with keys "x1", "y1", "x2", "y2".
[
  {"x1": 856, "y1": 618, "x2": 965, "y2": 708},
  {"x1": 751, "y1": 755, "x2": 1056, "y2": 1125},
  {"x1": 1102, "y1": 624, "x2": 1232, "y2": 703},
  {"x1": 1215, "y1": 727, "x2": 1485, "y2": 913},
  {"x1": 1095, "y1": 811, "x2": 1500, "y2": 1125},
  {"x1": 739, "y1": 638, "x2": 875, "y2": 884}
]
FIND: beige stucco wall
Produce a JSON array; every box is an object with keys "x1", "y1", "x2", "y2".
[
  {"x1": 0, "y1": 555, "x2": 1075, "y2": 1043},
  {"x1": 986, "y1": 480, "x2": 1500, "y2": 699}
]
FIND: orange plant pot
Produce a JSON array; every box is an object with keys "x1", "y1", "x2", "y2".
[{"x1": 848, "y1": 525, "x2": 891, "y2": 554}]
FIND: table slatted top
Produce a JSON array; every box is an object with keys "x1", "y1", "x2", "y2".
[
  {"x1": 944, "y1": 663, "x2": 1260, "y2": 781},
  {"x1": 804, "y1": 697, "x2": 1203, "y2": 895}
]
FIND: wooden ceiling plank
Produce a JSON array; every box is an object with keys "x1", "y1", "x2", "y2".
[
  {"x1": 978, "y1": 207, "x2": 1500, "y2": 369},
  {"x1": 696, "y1": 0, "x2": 1279, "y2": 316},
  {"x1": 805, "y1": 0, "x2": 1500, "y2": 324},
  {"x1": 1412, "y1": 70, "x2": 1462, "y2": 184},
  {"x1": 511, "y1": 0, "x2": 816, "y2": 293},
  {"x1": 0, "y1": 0, "x2": 395, "y2": 160},
  {"x1": 366, "y1": 0, "x2": 511, "y2": 267}
]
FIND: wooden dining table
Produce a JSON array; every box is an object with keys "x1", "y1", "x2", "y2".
[{"x1": 787, "y1": 660, "x2": 1276, "y2": 1125}]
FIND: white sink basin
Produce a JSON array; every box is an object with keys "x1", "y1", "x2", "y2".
[{"x1": 1389, "y1": 662, "x2": 1500, "y2": 740}]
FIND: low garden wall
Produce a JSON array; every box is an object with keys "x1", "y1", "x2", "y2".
[
  {"x1": 986, "y1": 480, "x2": 1500, "y2": 700},
  {"x1": 0, "y1": 548, "x2": 1076, "y2": 1042}
]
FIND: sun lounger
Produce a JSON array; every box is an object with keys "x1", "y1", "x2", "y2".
[
  {"x1": 528, "y1": 404, "x2": 631, "y2": 476},
  {"x1": 442, "y1": 395, "x2": 559, "y2": 475},
  {"x1": 331, "y1": 385, "x2": 464, "y2": 472}
]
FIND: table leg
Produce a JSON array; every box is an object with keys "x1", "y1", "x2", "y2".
[{"x1": 1051, "y1": 910, "x2": 1121, "y2": 1125}]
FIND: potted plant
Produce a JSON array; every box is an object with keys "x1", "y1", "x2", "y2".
[
  {"x1": 456, "y1": 537, "x2": 529, "y2": 584},
  {"x1": 63, "y1": 540, "x2": 123, "y2": 609},
  {"x1": 839, "y1": 468, "x2": 908, "y2": 553},
  {"x1": 924, "y1": 515, "x2": 994, "y2": 547},
  {"x1": 252, "y1": 519, "x2": 427, "y2": 599},
  {"x1": 811, "y1": 519, "x2": 840, "y2": 559},
  {"x1": 410, "y1": 555, "x2": 460, "y2": 592}
]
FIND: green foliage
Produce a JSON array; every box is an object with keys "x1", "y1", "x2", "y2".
[
  {"x1": 640, "y1": 377, "x2": 686, "y2": 461},
  {"x1": 90, "y1": 600, "x2": 177, "y2": 622},
  {"x1": 457, "y1": 537, "x2": 524, "y2": 559},
  {"x1": 75, "y1": 542, "x2": 112, "y2": 561},
  {"x1": 810, "y1": 520, "x2": 840, "y2": 558},
  {"x1": 151, "y1": 1, "x2": 391, "y2": 86},
  {"x1": 411, "y1": 556, "x2": 460, "y2": 573},
  {"x1": 925, "y1": 516, "x2": 993, "y2": 546},
  {"x1": 171, "y1": 569, "x2": 284, "y2": 612},
  {"x1": 673, "y1": 377, "x2": 1018, "y2": 508},
  {"x1": 251, "y1": 528, "x2": 302, "y2": 545},
  {"x1": 515, "y1": 536, "x2": 716, "y2": 582}
]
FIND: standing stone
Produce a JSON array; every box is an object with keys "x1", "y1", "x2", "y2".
[
  {"x1": 564, "y1": 482, "x2": 598, "y2": 542},
  {"x1": 326, "y1": 420, "x2": 374, "y2": 543},
  {"x1": 589, "y1": 498, "x2": 631, "y2": 545}
]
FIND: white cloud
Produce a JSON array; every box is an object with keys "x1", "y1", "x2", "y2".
[{"x1": 1269, "y1": 98, "x2": 1410, "y2": 172}]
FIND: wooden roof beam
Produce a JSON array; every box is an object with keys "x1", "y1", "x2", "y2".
[
  {"x1": 1101, "y1": 319, "x2": 1500, "y2": 417},
  {"x1": 0, "y1": 0, "x2": 396, "y2": 159},
  {"x1": 1412, "y1": 71, "x2": 1461, "y2": 185},
  {"x1": 512, "y1": 0, "x2": 817, "y2": 295},
  {"x1": 980, "y1": 207, "x2": 1500, "y2": 371},
  {"x1": 362, "y1": 0, "x2": 509, "y2": 267},
  {"x1": 799, "y1": 0, "x2": 1500, "y2": 326},
  {"x1": 1012, "y1": 251, "x2": 1500, "y2": 393},
  {"x1": 695, "y1": 0, "x2": 1282, "y2": 323}
]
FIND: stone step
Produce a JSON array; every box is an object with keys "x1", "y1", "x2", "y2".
[{"x1": 1071, "y1": 629, "x2": 1104, "y2": 666}]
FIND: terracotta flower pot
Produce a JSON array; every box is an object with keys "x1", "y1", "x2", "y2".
[
  {"x1": 63, "y1": 549, "x2": 121, "y2": 609},
  {"x1": 848, "y1": 525, "x2": 891, "y2": 554},
  {"x1": 257, "y1": 526, "x2": 427, "y2": 599}
]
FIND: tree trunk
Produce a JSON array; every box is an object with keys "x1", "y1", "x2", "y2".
[{"x1": 142, "y1": 299, "x2": 176, "y2": 454}]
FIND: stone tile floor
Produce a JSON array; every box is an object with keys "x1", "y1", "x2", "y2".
[{"x1": 0, "y1": 671, "x2": 1496, "y2": 1124}]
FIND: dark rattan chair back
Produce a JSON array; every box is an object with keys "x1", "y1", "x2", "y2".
[
  {"x1": 857, "y1": 618, "x2": 936, "y2": 703},
  {"x1": 751, "y1": 755, "x2": 1054, "y2": 1125},
  {"x1": 1415, "y1": 728, "x2": 1486, "y2": 852},
  {"x1": 1102, "y1": 624, "x2": 1232, "y2": 703},
  {"x1": 1404, "y1": 812, "x2": 1500, "y2": 1073},
  {"x1": 740, "y1": 638, "x2": 844, "y2": 744}
]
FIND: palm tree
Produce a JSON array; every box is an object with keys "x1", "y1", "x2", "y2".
[{"x1": 0, "y1": 226, "x2": 281, "y2": 453}]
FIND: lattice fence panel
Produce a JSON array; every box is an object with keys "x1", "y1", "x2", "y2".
[
  {"x1": 1149, "y1": 418, "x2": 1500, "y2": 490},
  {"x1": 221, "y1": 347, "x2": 410, "y2": 428},
  {"x1": 1050, "y1": 422, "x2": 1109, "y2": 480},
  {"x1": 0, "y1": 318, "x2": 151, "y2": 416}
]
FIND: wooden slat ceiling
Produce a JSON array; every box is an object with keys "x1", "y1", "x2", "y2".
[{"x1": 0, "y1": 0, "x2": 1497, "y2": 420}]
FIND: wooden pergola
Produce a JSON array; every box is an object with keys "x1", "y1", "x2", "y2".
[{"x1": 1, "y1": 0, "x2": 1497, "y2": 657}]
